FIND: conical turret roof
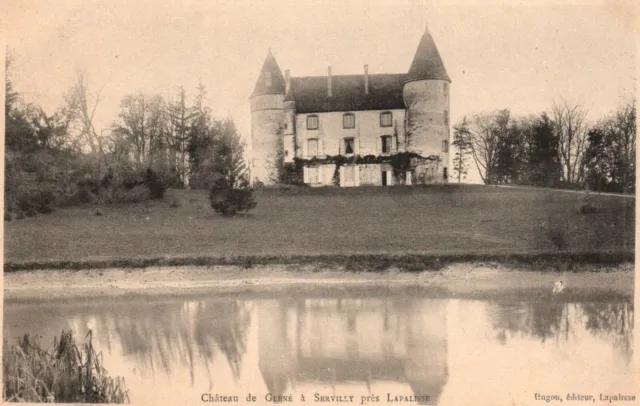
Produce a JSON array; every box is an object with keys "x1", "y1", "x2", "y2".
[
  {"x1": 406, "y1": 25, "x2": 450, "y2": 83},
  {"x1": 251, "y1": 49, "x2": 286, "y2": 97}
]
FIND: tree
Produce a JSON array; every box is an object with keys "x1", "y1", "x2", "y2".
[
  {"x1": 211, "y1": 119, "x2": 250, "y2": 189},
  {"x1": 63, "y1": 70, "x2": 105, "y2": 156},
  {"x1": 465, "y1": 109, "x2": 511, "y2": 185},
  {"x1": 207, "y1": 119, "x2": 256, "y2": 216},
  {"x1": 610, "y1": 99, "x2": 635, "y2": 193},
  {"x1": 584, "y1": 100, "x2": 636, "y2": 193},
  {"x1": 165, "y1": 87, "x2": 199, "y2": 188},
  {"x1": 552, "y1": 100, "x2": 588, "y2": 187},
  {"x1": 113, "y1": 92, "x2": 166, "y2": 165},
  {"x1": 494, "y1": 115, "x2": 526, "y2": 185},
  {"x1": 451, "y1": 117, "x2": 473, "y2": 183},
  {"x1": 521, "y1": 113, "x2": 562, "y2": 187}
]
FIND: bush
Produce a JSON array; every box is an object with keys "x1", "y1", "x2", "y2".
[
  {"x1": 7, "y1": 181, "x2": 57, "y2": 218},
  {"x1": 209, "y1": 186, "x2": 257, "y2": 216},
  {"x1": 144, "y1": 168, "x2": 167, "y2": 199},
  {"x1": 112, "y1": 185, "x2": 152, "y2": 203},
  {"x1": 3, "y1": 331, "x2": 129, "y2": 403}
]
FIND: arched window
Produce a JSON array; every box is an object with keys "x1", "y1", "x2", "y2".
[{"x1": 343, "y1": 113, "x2": 355, "y2": 129}]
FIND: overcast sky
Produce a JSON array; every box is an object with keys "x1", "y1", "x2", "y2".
[{"x1": 5, "y1": 0, "x2": 637, "y2": 146}]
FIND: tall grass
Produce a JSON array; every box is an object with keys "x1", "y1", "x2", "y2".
[{"x1": 3, "y1": 330, "x2": 129, "y2": 403}]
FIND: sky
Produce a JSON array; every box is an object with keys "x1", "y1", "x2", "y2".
[{"x1": 4, "y1": 0, "x2": 637, "y2": 155}]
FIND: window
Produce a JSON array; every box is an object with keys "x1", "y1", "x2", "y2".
[
  {"x1": 381, "y1": 135, "x2": 393, "y2": 154},
  {"x1": 307, "y1": 139, "x2": 318, "y2": 157},
  {"x1": 444, "y1": 110, "x2": 449, "y2": 126},
  {"x1": 344, "y1": 137, "x2": 355, "y2": 154},
  {"x1": 443, "y1": 82, "x2": 449, "y2": 98},
  {"x1": 442, "y1": 139, "x2": 449, "y2": 153},
  {"x1": 264, "y1": 71, "x2": 272, "y2": 87},
  {"x1": 343, "y1": 113, "x2": 355, "y2": 129},
  {"x1": 380, "y1": 112, "x2": 392, "y2": 127},
  {"x1": 443, "y1": 167, "x2": 448, "y2": 180},
  {"x1": 306, "y1": 115, "x2": 318, "y2": 130}
]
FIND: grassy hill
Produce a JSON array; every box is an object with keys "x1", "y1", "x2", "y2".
[{"x1": 3, "y1": 185, "x2": 634, "y2": 266}]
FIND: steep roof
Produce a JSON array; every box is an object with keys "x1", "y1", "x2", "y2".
[
  {"x1": 406, "y1": 26, "x2": 450, "y2": 83},
  {"x1": 251, "y1": 50, "x2": 286, "y2": 97},
  {"x1": 290, "y1": 73, "x2": 406, "y2": 114}
]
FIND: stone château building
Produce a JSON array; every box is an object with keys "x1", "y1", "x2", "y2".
[{"x1": 249, "y1": 25, "x2": 451, "y2": 187}]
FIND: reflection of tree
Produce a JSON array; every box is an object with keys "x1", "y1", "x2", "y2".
[
  {"x1": 5, "y1": 299, "x2": 252, "y2": 389},
  {"x1": 488, "y1": 300, "x2": 634, "y2": 362},
  {"x1": 488, "y1": 300, "x2": 575, "y2": 345},
  {"x1": 193, "y1": 300, "x2": 251, "y2": 380},
  {"x1": 581, "y1": 301, "x2": 634, "y2": 361}
]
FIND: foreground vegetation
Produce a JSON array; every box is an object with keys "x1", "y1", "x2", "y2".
[
  {"x1": 4, "y1": 185, "x2": 634, "y2": 267},
  {"x1": 3, "y1": 331, "x2": 129, "y2": 403}
]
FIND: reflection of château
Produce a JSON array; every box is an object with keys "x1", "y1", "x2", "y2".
[{"x1": 258, "y1": 298, "x2": 448, "y2": 405}]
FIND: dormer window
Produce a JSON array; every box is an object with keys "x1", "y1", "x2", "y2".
[
  {"x1": 343, "y1": 113, "x2": 355, "y2": 129},
  {"x1": 380, "y1": 112, "x2": 392, "y2": 127},
  {"x1": 264, "y1": 72, "x2": 272, "y2": 87},
  {"x1": 306, "y1": 115, "x2": 319, "y2": 130}
]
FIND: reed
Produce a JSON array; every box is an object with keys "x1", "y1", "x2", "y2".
[{"x1": 3, "y1": 330, "x2": 129, "y2": 403}]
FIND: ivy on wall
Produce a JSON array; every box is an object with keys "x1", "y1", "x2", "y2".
[{"x1": 282, "y1": 152, "x2": 441, "y2": 185}]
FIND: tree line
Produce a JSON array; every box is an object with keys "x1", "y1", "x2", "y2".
[
  {"x1": 452, "y1": 99, "x2": 636, "y2": 194},
  {"x1": 5, "y1": 63, "x2": 249, "y2": 219}
]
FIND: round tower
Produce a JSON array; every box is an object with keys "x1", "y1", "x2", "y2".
[
  {"x1": 283, "y1": 69, "x2": 297, "y2": 162},
  {"x1": 250, "y1": 49, "x2": 286, "y2": 185},
  {"x1": 402, "y1": 26, "x2": 451, "y2": 183}
]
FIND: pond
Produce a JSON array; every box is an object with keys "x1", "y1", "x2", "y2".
[{"x1": 3, "y1": 287, "x2": 634, "y2": 405}]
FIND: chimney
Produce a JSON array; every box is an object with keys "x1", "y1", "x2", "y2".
[
  {"x1": 327, "y1": 66, "x2": 332, "y2": 97},
  {"x1": 285, "y1": 69, "x2": 291, "y2": 94},
  {"x1": 364, "y1": 64, "x2": 369, "y2": 95}
]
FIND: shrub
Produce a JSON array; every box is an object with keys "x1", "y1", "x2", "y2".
[
  {"x1": 3, "y1": 331, "x2": 129, "y2": 403},
  {"x1": 8, "y1": 181, "x2": 57, "y2": 217},
  {"x1": 144, "y1": 168, "x2": 167, "y2": 199},
  {"x1": 112, "y1": 185, "x2": 152, "y2": 203},
  {"x1": 209, "y1": 186, "x2": 257, "y2": 216}
]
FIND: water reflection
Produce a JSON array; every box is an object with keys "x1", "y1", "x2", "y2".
[
  {"x1": 487, "y1": 299, "x2": 634, "y2": 361},
  {"x1": 258, "y1": 299, "x2": 447, "y2": 404},
  {"x1": 3, "y1": 292, "x2": 634, "y2": 405}
]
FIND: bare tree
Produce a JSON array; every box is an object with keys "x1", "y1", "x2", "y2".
[
  {"x1": 64, "y1": 70, "x2": 105, "y2": 156},
  {"x1": 465, "y1": 109, "x2": 510, "y2": 184},
  {"x1": 114, "y1": 93, "x2": 166, "y2": 165},
  {"x1": 552, "y1": 99, "x2": 588, "y2": 186}
]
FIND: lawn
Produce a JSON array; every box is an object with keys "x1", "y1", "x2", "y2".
[{"x1": 3, "y1": 185, "x2": 635, "y2": 265}]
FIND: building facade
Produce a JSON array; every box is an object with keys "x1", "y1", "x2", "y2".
[{"x1": 250, "y1": 26, "x2": 451, "y2": 187}]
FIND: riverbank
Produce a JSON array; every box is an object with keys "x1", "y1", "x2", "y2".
[{"x1": 4, "y1": 262, "x2": 634, "y2": 302}]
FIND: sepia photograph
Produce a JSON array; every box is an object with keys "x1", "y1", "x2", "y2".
[{"x1": 2, "y1": 0, "x2": 637, "y2": 405}]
